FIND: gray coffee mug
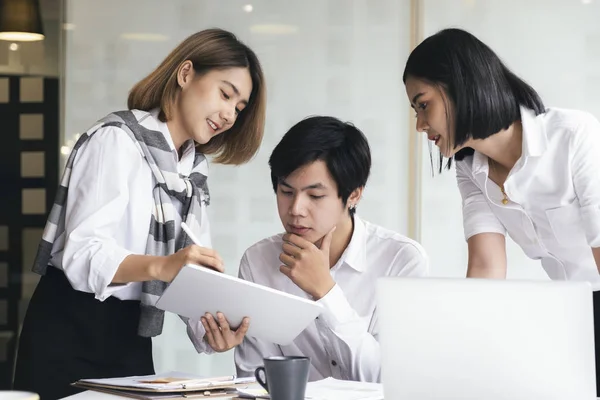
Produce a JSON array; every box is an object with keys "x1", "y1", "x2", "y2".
[{"x1": 254, "y1": 356, "x2": 310, "y2": 400}]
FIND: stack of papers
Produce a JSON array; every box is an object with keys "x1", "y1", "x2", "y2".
[{"x1": 72, "y1": 371, "x2": 256, "y2": 399}]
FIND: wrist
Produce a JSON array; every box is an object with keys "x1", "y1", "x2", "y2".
[
  {"x1": 148, "y1": 256, "x2": 167, "y2": 281},
  {"x1": 312, "y1": 278, "x2": 336, "y2": 300}
]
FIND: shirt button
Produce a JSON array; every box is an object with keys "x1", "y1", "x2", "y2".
[{"x1": 331, "y1": 360, "x2": 337, "y2": 366}]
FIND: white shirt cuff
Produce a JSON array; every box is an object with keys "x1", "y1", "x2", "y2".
[
  {"x1": 186, "y1": 318, "x2": 216, "y2": 355},
  {"x1": 316, "y1": 284, "x2": 355, "y2": 330},
  {"x1": 89, "y1": 245, "x2": 133, "y2": 301},
  {"x1": 581, "y1": 204, "x2": 600, "y2": 247}
]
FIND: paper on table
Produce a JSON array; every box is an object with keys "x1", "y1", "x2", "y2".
[
  {"x1": 236, "y1": 378, "x2": 383, "y2": 400},
  {"x1": 235, "y1": 383, "x2": 269, "y2": 398},
  {"x1": 305, "y1": 378, "x2": 383, "y2": 400}
]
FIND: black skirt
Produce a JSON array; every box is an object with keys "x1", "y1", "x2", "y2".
[{"x1": 13, "y1": 267, "x2": 155, "y2": 400}]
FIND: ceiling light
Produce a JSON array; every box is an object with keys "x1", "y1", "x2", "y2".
[
  {"x1": 0, "y1": 0, "x2": 45, "y2": 42},
  {"x1": 120, "y1": 33, "x2": 169, "y2": 42}
]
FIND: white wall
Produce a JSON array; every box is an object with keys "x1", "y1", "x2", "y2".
[
  {"x1": 63, "y1": 0, "x2": 412, "y2": 376},
  {"x1": 418, "y1": 0, "x2": 600, "y2": 280}
]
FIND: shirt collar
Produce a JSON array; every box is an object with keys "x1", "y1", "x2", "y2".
[
  {"x1": 471, "y1": 106, "x2": 548, "y2": 176},
  {"x1": 149, "y1": 108, "x2": 195, "y2": 174},
  {"x1": 337, "y1": 214, "x2": 367, "y2": 273},
  {"x1": 520, "y1": 105, "x2": 548, "y2": 158}
]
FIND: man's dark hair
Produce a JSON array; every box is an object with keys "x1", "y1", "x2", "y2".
[{"x1": 269, "y1": 116, "x2": 371, "y2": 215}]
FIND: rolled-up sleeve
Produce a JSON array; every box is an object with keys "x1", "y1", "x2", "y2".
[
  {"x1": 456, "y1": 160, "x2": 506, "y2": 241},
  {"x1": 59, "y1": 127, "x2": 141, "y2": 300},
  {"x1": 184, "y1": 317, "x2": 215, "y2": 354},
  {"x1": 571, "y1": 113, "x2": 600, "y2": 247}
]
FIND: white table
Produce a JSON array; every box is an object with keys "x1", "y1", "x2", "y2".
[{"x1": 63, "y1": 393, "x2": 121, "y2": 400}]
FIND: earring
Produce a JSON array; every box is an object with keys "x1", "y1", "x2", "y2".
[{"x1": 349, "y1": 204, "x2": 356, "y2": 211}]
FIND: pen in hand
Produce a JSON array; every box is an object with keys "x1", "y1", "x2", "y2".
[
  {"x1": 181, "y1": 221, "x2": 203, "y2": 247},
  {"x1": 181, "y1": 222, "x2": 224, "y2": 271}
]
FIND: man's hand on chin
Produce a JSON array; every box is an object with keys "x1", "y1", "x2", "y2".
[{"x1": 279, "y1": 226, "x2": 337, "y2": 299}]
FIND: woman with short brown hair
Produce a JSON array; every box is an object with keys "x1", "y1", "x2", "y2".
[{"x1": 14, "y1": 28, "x2": 266, "y2": 399}]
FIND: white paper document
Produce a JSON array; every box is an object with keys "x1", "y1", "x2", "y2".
[
  {"x1": 237, "y1": 377, "x2": 383, "y2": 400},
  {"x1": 305, "y1": 378, "x2": 383, "y2": 400}
]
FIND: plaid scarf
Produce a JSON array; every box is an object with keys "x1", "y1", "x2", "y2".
[{"x1": 32, "y1": 110, "x2": 210, "y2": 337}]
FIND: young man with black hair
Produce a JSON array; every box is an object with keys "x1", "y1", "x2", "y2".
[{"x1": 234, "y1": 116, "x2": 429, "y2": 383}]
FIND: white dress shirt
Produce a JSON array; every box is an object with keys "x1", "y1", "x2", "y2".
[
  {"x1": 457, "y1": 106, "x2": 600, "y2": 288},
  {"x1": 48, "y1": 109, "x2": 210, "y2": 349},
  {"x1": 233, "y1": 215, "x2": 429, "y2": 383}
]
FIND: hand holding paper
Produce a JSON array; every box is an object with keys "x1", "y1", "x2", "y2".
[
  {"x1": 158, "y1": 245, "x2": 224, "y2": 282},
  {"x1": 180, "y1": 223, "x2": 248, "y2": 351},
  {"x1": 201, "y1": 311, "x2": 250, "y2": 352},
  {"x1": 155, "y1": 222, "x2": 224, "y2": 282}
]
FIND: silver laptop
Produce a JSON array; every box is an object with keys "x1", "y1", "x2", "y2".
[{"x1": 377, "y1": 278, "x2": 596, "y2": 400}]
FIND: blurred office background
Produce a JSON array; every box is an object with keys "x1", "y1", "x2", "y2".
[{"x1": 0, "y1": 0, "x2": 598, "y2": 385}]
